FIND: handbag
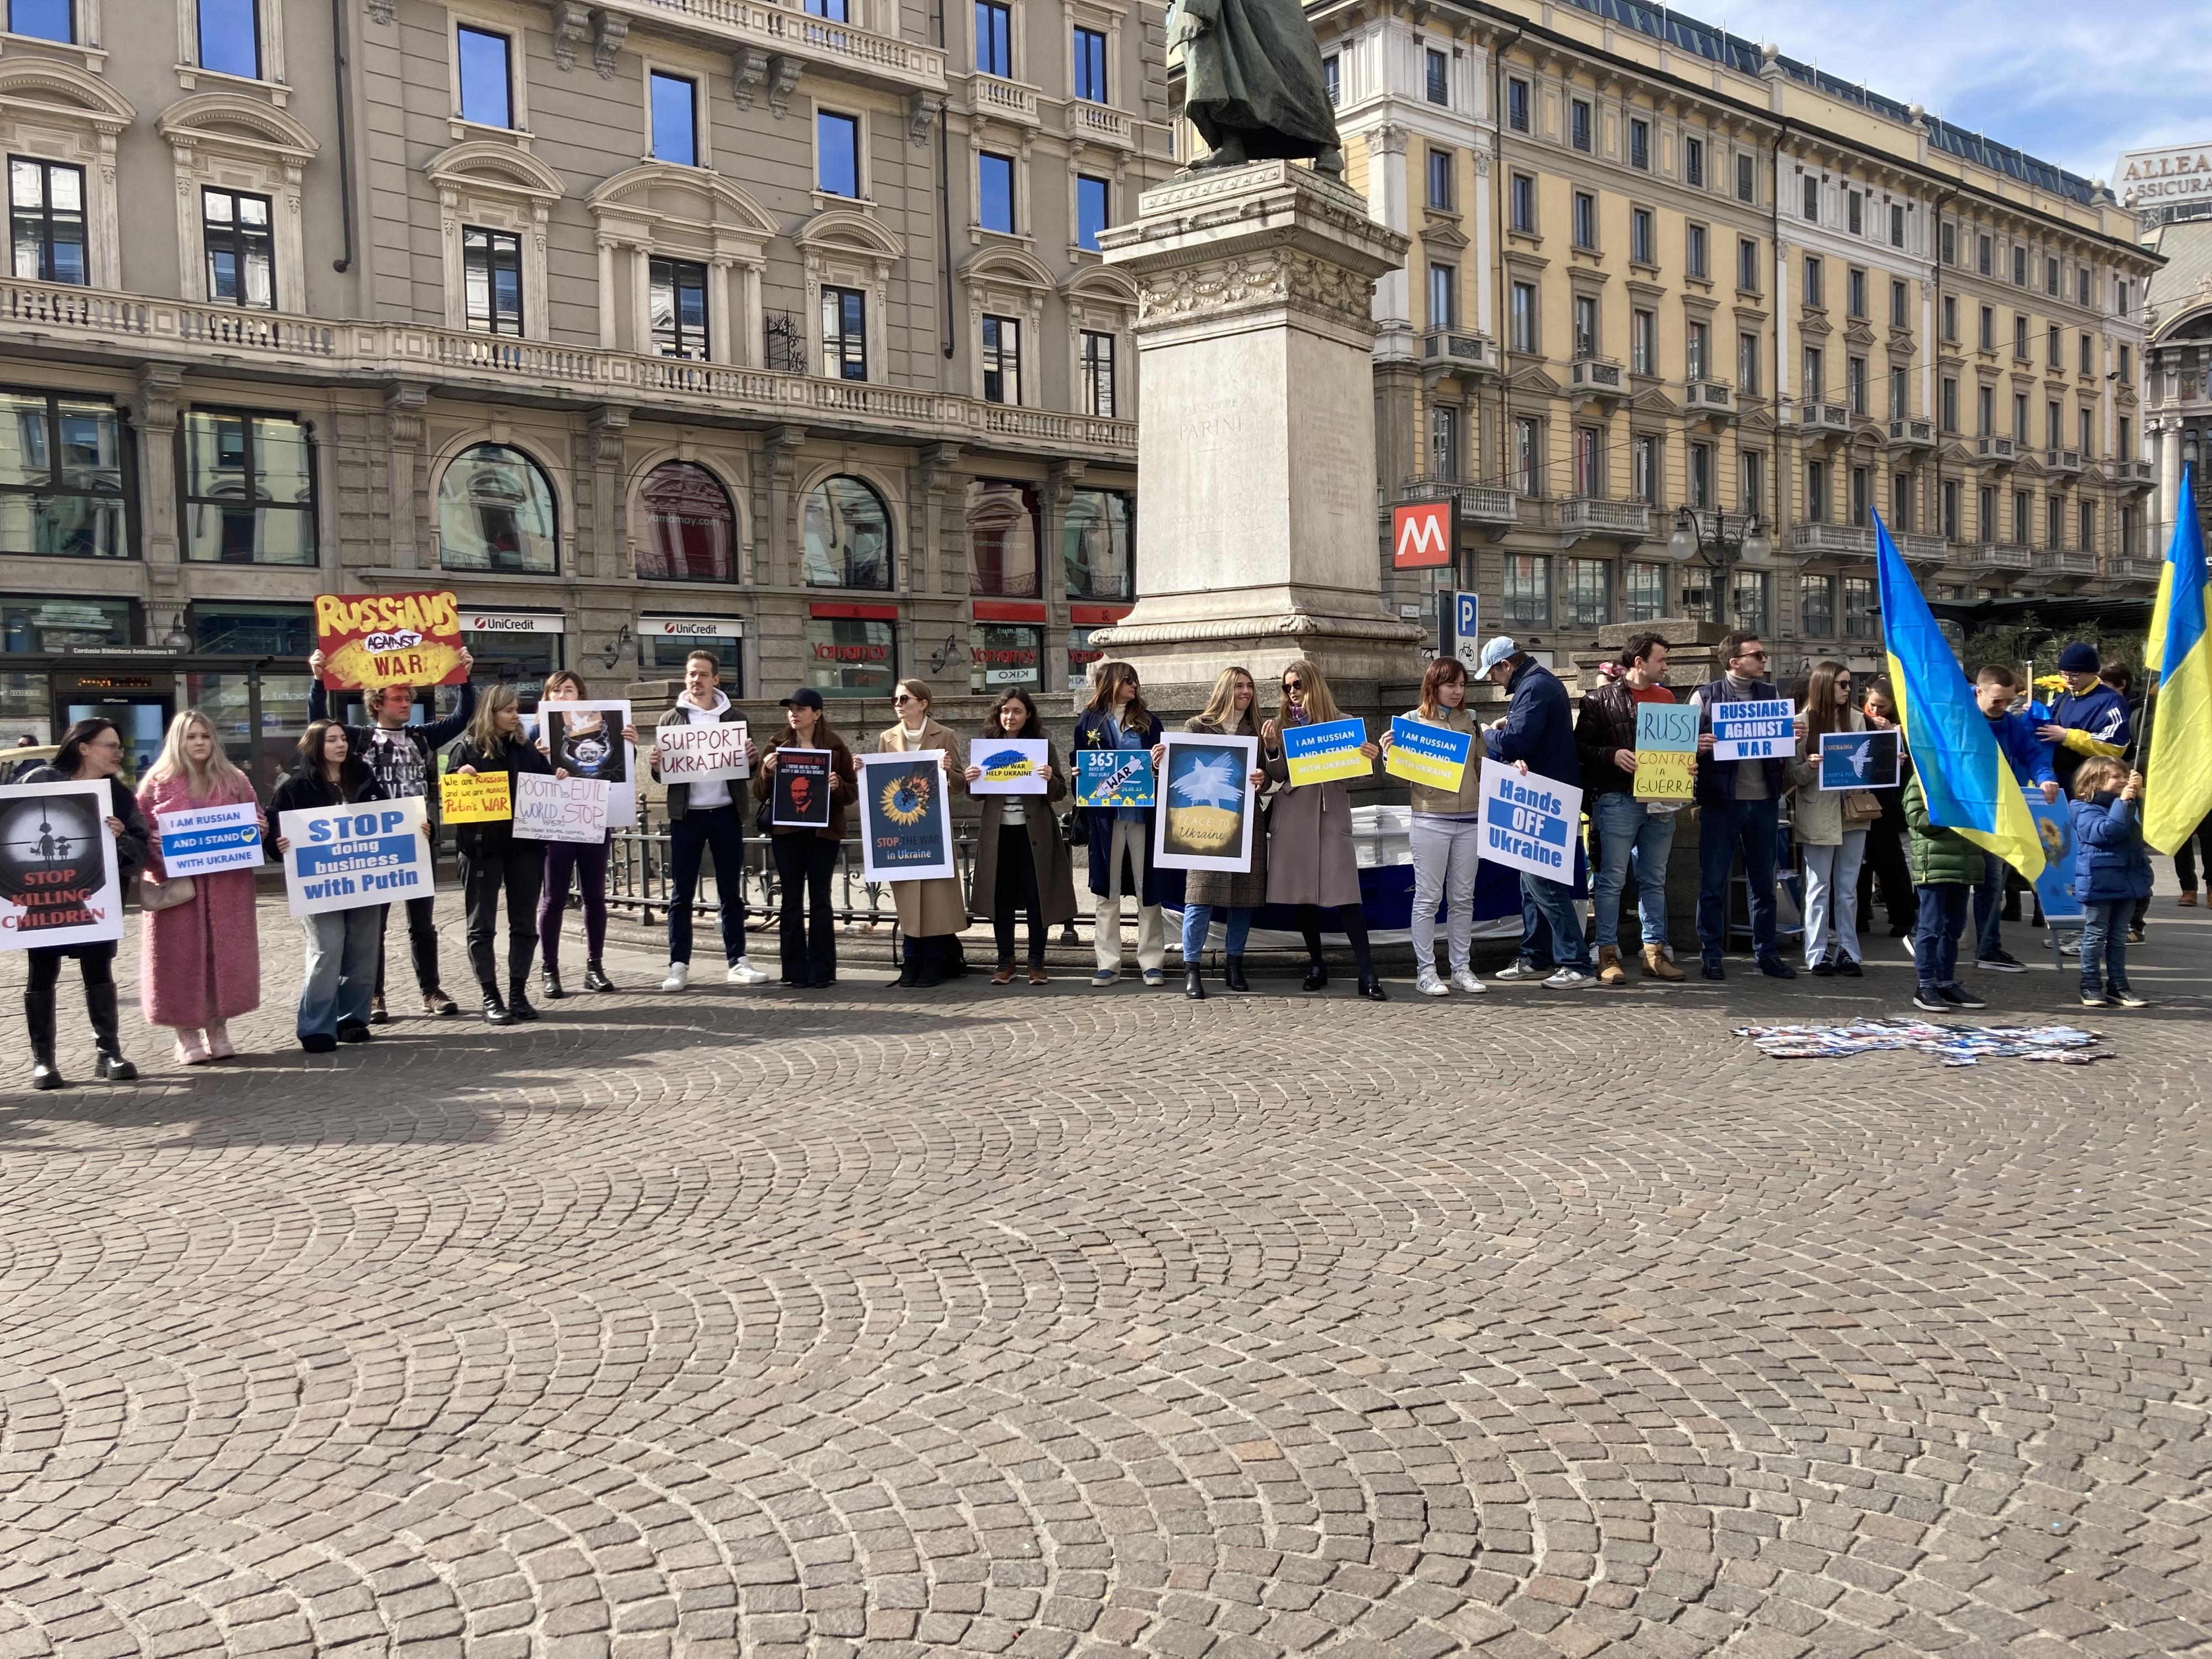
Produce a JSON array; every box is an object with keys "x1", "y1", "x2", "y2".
[
  {"x1": 1843, "y1": 789, "x2": 1885, "y2": 824},
  {"x1": 139, "y1": 871, "x2": 196, "y2": 911}
]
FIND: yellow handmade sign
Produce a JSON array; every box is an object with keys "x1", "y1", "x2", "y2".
[
  {"x1": 440, "y1": 770, "x2": 512, "y2": 823},
  {"x1": 1632, "y1": 702, "x2": 1698, "y2": 802}
]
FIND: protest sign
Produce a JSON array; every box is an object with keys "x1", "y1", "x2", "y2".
[
  {"x1": 1477, "y1": 758, "x2": 1583, "y2": 882},
  {"x1": 858, "y1": 751, "x2": 954, "y2": 881},
  {"x1": 1075, "y1": 748, "x2": 1154, "y2": 808},
  {"x1": 1818, "y1": 728, "x2": 1900, "y2": 790},
  {"x1": 0, "y1": 781, "x2": 123, "y2": 951},
  {"x1": 314, "y1": 590, "x2": 467, "y2": 690},
  {"x1": 772, "y1": 748, "x2": 834, "y2": 828},
  {"x1": 1154, "y1": 733, "x2": 1259, "y2": 873},
  {"x1": 1384, "y1": 717, "x2": 1472, "y2": 793},
  {"x1": 1710, "y1": 698, "x2": 1797, "y2": 761},
  {"x1": 540, "y1": 699, "x2": 635, "y2": 827},
  {"x1": 440, "y1": 769, "x2": 511, "y2": 823},
  {"x1": 513, "y1": 773, "x2": 609, "y2": 844},
  {"x1": 279, "y1": 796, "x2": 432, "y2": 917},
  {"x1": 2023, "y1": 789, "x2": 2083, "y2": 921},
  {"x1": 1281, "y1": 716, "x2": 1372, "y2": 787},
  {"x1": 1633, "y1": 703, "x2": 1699, "y2": 802},
  {"x1": 654, "y1": 719, "x2": 749, "y2": 785},
  {"x1": 155, "y1": 799, "x2": 262, "y2": 877},
  {"x1": 968, "y1": 738, "x2": 1050, "y2": 796}
]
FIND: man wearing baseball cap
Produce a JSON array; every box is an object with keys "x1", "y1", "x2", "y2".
[{"x1": 1477, "y1": 636, "x2": 1597, "y2": 989}]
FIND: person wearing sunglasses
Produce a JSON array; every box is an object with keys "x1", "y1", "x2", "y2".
[
  {"x1": 1072, "y1": 660, "x2": 1168, "y2": 985},
  {"x1": 1689, "y1": 631, "x2": 1799, "y2": 979},
  {"x1": 1260, "y1": 659, "x2": 1386, "y2": 999},
  {"x1": 878, "y1": 680, "x2": 969, "y2": 987}
]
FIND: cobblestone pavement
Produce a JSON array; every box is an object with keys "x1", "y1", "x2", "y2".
[{"x1": 1, "y1": 893, "x2": 2206, "y2": 1659}]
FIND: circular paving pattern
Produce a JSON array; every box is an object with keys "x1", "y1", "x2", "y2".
[{"x1": 1, "y1": 905, "x2": 2206, "y2": 1657}]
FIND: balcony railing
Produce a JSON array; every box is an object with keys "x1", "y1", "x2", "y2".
[
  {"x1": 2032, "y1": 549, "x2": 2099, "y2": 577},
  {"x1": 2102, "y1": 555, "x2": 2162, "y2": 583},
  {"x1": 2109, "y1": 459, "x2": 2154, "y2": 486},
  {"x1": 2044, "y1": 448, "x2": 2084, "y2": 475},
  {"x1": 1887, "y1": 416, "x2": 1936, "y2": 448},
  {"x1": 1421, "y1": 328, "x2": 1496, "y2": 374},
  {"x1": 1066, "y1": 99, "x2": 1134, "y2": 146},
  {"x1": 0, "y1": 276, "x2": 1131, "y2": 457},
  {"x1": 613, "y1": 0, "x2": 948, "y2": 91},
  {"x1": 1976, "y1": 435, "x2": 2017, "y2": 465},
  {"x1": 1557, "y1": 497, "x2": 1650, "y2": 541},
  {"x1": 1960, "y1": 542, "x2": 2032, "y2": 573},
  {"x1": 1791, "y1": 523, "x2": 1876, "y2": 559},
  {"x1": 972, "y1": 74, "x2": 1040, "y2": 123},
  {"x1": 1399, "y1": 477, "x2": 1517, "y2": 525},
  {"x1": 1896, "y1": 532, "x2": 1950, "y2": 565},
  {"x1": 1568, "y1": 357, "x2": 1625, "y2": 397},
  {"x1": 1796, "y1": 401, "x2": 1851, "y2": 435},
  {"x1": 1686, "y1": 380, "x2": 1736, "y2": 415}
]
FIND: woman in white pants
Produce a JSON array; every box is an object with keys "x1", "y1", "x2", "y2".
[
  {"x1": 1378, "y1": 656, "x2": 1486, "y2": 996},
  {"x1": 1787, "y1": 661, "x2": 1870, "y2": 976}
]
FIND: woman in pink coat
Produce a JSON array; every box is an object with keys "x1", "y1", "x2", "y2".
[{"x1": 137, "y1": 710, "x2": 265, "y2": 1064}]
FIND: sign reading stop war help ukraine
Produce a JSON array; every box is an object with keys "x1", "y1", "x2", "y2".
[
  {"x1": 1710, "y1": 698, "x2": 1797, "y2": 761},
  {"x1": 280, "y1": 797, "x2": 433, "y2": 917},
  {"x1": 1477, "y1": 759, "x2": 1583, "y2": 881}
]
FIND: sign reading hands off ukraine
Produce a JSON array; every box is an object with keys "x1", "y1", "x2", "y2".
[{"x1": 1477, "y1": 758, "x2": 1582, "y2": 881}]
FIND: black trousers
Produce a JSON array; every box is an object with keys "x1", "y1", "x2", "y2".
[
  {"x1": 2176, "y1": 812, "x2": 2212, "y2": 891},
  {"x1": 668, "y1": 804, "x2": 749, "y2": 966},
  {"x1": 771, "y1": 833, "x2": 839, "y2": 986},
  {"x1": 374, "y1": 893, "x2": 442, "y2": 997},
  {"x1": 1298, "y1": 903, "x2": 1376, "y2": 978},
  {"x1": 992, "y1": 826, "x2": 1047, "y2": 967},
  {"x1": 1856, "y1": 821, "x2": 1917, "y2": 932},
  {"x1": 461, "y1": 837, "x2": 545, "y2": 990}
]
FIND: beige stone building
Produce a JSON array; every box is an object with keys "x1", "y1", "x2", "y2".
[
  {"x1": 2142, "y1": 210, "x2": 2212, "y2": 553},
  {"x1": 1296, "y1": 0, "x2": 2163, "y2": 678},
  {"x1": 0, "y1": 0, "x2": 1171, "y2": 783}
]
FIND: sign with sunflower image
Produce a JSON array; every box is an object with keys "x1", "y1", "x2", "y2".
[{"x1": 857, "y1": 749, "x2": 955, "y2": 882}]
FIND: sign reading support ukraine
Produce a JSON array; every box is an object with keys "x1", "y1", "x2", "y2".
[
  {"x1": 280, "y1": 796, "x2": 432, "y2": 917},
  {"x1": 1477, "y1": 758, "x2": 1582, "y2": 881},
  {"x1": 1281, "y1": 717, "x2": 1372, "y2": 787},
  {"x1": 155, "y1": 800, "x2": 262, "y2": 876},
  {"x1": 1384, "y1": 717, "x2": 1473, "y2": 792},
  {"x1": 1710, "y1": 698, "x2": 1796, "y2": 761}
]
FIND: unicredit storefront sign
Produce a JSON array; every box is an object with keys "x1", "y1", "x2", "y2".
[{"x1": 639, "y1": 614, "x2": 744, "y2": 639}]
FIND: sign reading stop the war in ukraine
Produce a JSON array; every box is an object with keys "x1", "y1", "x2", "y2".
[{"x1": 314, "y1": 591, "x2": 469, "y2": 691}]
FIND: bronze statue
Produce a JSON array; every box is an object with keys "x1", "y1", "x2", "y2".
[{"x1": 1168, "y1": 0, "x2": 1343, "y2": 175}]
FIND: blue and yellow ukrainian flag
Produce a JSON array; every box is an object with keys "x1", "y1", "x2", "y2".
[
  {"x1": 2144, "y1": 465, "x2": 2212, "y2": 855},
  {"x1": 1875, "y1": 512, "x2": 2044, "y2": 880}
]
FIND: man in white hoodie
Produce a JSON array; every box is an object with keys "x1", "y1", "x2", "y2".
[{"x1": 648, "y1": 651, "x2": 767, "y2": 990}]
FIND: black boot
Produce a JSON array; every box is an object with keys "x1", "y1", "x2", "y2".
[
  {"x1": 915, "y1": 937, "x2": 947, "y2": 989},
  {"x1": 1224, "y1": 956, "x2": 1250, "y2": 992},
  {"x1": 507, "y1": 978, "x2": 540, "y2": 1022},
  {"x1": 541, "y1": 963, "x2": 566, "y2": 1000},
  {"x1": 86, "y1": 982, "x2": 137, "y2": 1082},
  {"x1": 482, "y1": 985, "x2": 513, "y2": 1026},
  {"x1": 1357, "y1": 975, "x2": 1389, "y2": 1001},
  {"x1": 894, "y1": 941, "x2": 922, "y2": 988},
  {"x1": 1302, "y1": 961, "x2": 1330, "y2": 992},
  {"x1": 582, "y1": 960, "x2": 615, "y2": 993},
  {"x1": 1183, "y1": 965, "x2": 1207, "y2": 1000},
  {"x1": 25, "y1": 982, "x2": 64, "y2": 1091}
]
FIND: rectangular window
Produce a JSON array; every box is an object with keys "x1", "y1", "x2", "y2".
[
  {"x1": 1072, "y1": 25, "x2": 1108, "y2": 101},
  {"x1": 1803, "y1": 255, "x2": 1823, "y2": 307},
  {"x1": 2046, "y1": 255, "x2": 2060, "y2": 297},
  {"x1": 978, "y1": 152, "x2": 1015, "y2": 232},
  {"x1": 1425, "y1": 48, "x2": 1448, "y2": 106},
  {"x1": 1572, "y1": 191, "x2": 1595, "y2": 249},
  {"x1": 1503, "y1": 554, "x2": 1551, "y2": 625},
  {"x1": 1848, "y1": 191, "x2": 1863, "y2": 236},
  {"x1": 1426, "y1": 147, "x2": 1452, "y2": 210},
  {"x1": 649, "y1": 257, "x2": 708, "y2": 360},
  {"x1": 1843, "y1": 575, "x2": 1876, "y2": 637},
  {"x1": 1977, "y1": 233, "x2": 1992, "y2": 276},
  {"x1": 1510, "y1": 173, "x2": 1534, "y2": 233},
  {"x1": 1573, "y1": 425, "x2": 1600, "y2": 496},
  {"x1": 969, "y1": 623, "x2": 1043, "y2": 695},
  {"x1": 1679, "y1": 566, "x2": 1712, "y2": 623},
  {"x1": 2118, "y1": 280, "x2": 2132, "y2": 316},
  {"x1": 2046, "y1": 322, "x2": 2059, "y2": 367},
  {"x1": 1567, "y1": 558, "x2": 1610, "y2": 628},
  {"x1": 1685, "y1": 320, "x2": 1707, "y2": 381},
  {"x1": 1978, "y1": 305, "x2": 1993, "y2": 352},
  {"x1": 821, "y1": 284, "x2": 867, "y2": 380},
  {"x1": 1571, "y1": 293, "x2": 1596, "y2": 358},
  {"x1": 1737, "y1": 333, "x2": 1759, "y2": 396},
  {"x1": 8, "y1": 157, "x2": 85, "y2": 285},
  {"x1": 1688, "y1": 441, "x2": 1712, "y2": 508},
  {"x1": 1737, "y1": 237, "x2": 1759, "y2": 293},
  {"x1": 2012, "y1": 244, "x2": 2027, "y2": 286},
  {"x1": 1889, "y1": 366, "x2": 1907, "y2": 419},
  {"x1": 1321, "y1": 54, "x2": 1338, "y2": 107},
  {"x1": 807, "y1": 617, "x2": 897, "y2": 700},
  {"x1": 1801, "y1": 573, "x2": 1835, "y2": 638},
  {"x1": 2079, "y1": 407, "x2": 2093, "y2": 455},
  {"x1": 2079, "y1": 266, "x2": 2092, "y2": 306},
  {"x1": 199, "y1": 0, "x2": 260, "y2": 79},
  {"x1": 2013, "y1": 392, "x2": 2028, "y2": 442},
  {"x1": 1510, "y1": 281, "x2": 1536, "y2": 353},
  {"x1": 1431, "y1": 403, "x2": 1460, "y2": 481},
  {"x1": 1941, "y1": 295, "x2": 1958, "y2": 341},
  {"x1": 1686, "y1": 222, "x2": 1707, "y2": 278},
  {"x1": 1631, "y1": 435, "x2": 1657, "y2": 503},
  {"x1": 650, "y1": 71, "x2": 698, "y2": 165},
  {"x1": 1629, "y1": 118, "x2": 1649, "y2": 170},
  {"x1": 2121, "y1": 343, "x2": 2131, "y2": 381},
  {"x1": 1065, "y1": 487, "x2": 1133, "y2": 601},
  {"x1": 1683, "y1": 136, "x2": 1704, "y2": 187},
  {"x1": 1890, "y1": 278, "x2": 1908, "y2": 330},
  {"x1": 6, "y1": 0, "x2": 74, "y2": 41},
  {"x1": 182, "y1": 409, "x2": 314, "y2": 565},
  {"x1": 817, "y1": 110, "x2": 860, "y2": 197},
  {"x1": 1630, "y1": 308, "x2": 1653, "y2": 375},
  {"x1": 1741, "y1": 449, "x2": 1766, "y2": 518},
  {"x1": 1736, "y1": 151, "x2": 1754, "y2": 203},
  {"x1": 1848, "y1": 356, "x2": 1867, "y2": 417},
  {"x1": 0, "y1": 388, "x2": 128, "y2": 558},
  {"x1": 1890, "y1": 472, "x2": 1912, "y2": 531},
  {"x1": 1506, "y1": 76, "x2": 1529, "y2": 132},
  {"x1": 1942, "y1": 478, "x2": 1959, "y2": 540},
  {"x1": 1890, "y1": 203, "x2": 1905, "y2": 248},
  {"x1": 1803, "y1": 346, "x2": 1823, "y2": 401},
  {"x1": 456, "y1": 25, "x2": 512, "y2": 128},
  {"x1": 1939, "y1": 221, "x2": 1955, "y2": 265},
  {"x1": 1569, "y1": 98, "x2": 1591, "y2": 152},
  {"x1": 2013, "y1": 314, "x2": 2027, "y2": 358},
  {"x1": 1976, "y1": 383, "x2": 1992, "y2": 435},
  {"x1": 1848, "y1": 267, "x2": 1866, "y2": 318},
  {"x1": 1513, "y1": 416, "x2": 1540, "y2": 495},
  {"x1": 1428, "y1": 263, "x2": 1457, "y2": 330},
  {"x1": 1978, "y1": 484, "x2": 1995, "y2": 538},
  {"x1": 1802, "y1": 174, "x2": 1819, "y2": 221},
  {"x1": 1850, "y1": 466, "x2": 1870, "y2": 526},
  {"x1": 1075, "y1": 173, "x2": 1109, "y2": 252},
  {"x1": 975, "y1": 0, "x2": 1010, "y2": 75},
  {"x1": 200, "y1": 186, "x2": 273, "y2": 309},
  {"x1": 1079, "y1": 330, "x2": 1115, "y2": 417},
  {"x1": 2079, "y1": 332, "x2": 2092, "y2": 377},
  {"x1": 805, "y1": 0, "x2": 850, "y2": 18},
  {"x1": 1625, "y1": 560, "x2": 1667, "y2": 622},
  {"x1": 2044, "y1": 397, "x2": 2058, "y2": 447},
  {"x1": 2013, "y1": 489, "x2": 2031, "y2": 542},
  {"x1": 981, "y1": 314, "x2": 1021, "y2": 404},
  {"x1": 1939, "y1": 375, "x2": 1956, "y2": 432},
  {"x1": 461, "y1": 226, "x2": 523, "y2": 336},
  {"x1": 1730, "y1": 568, "x2": 1767, "y2": 635},
  {"x1": 1631, "y1": 206, "x2": 1652, "y2": 264},
  {"x1": 1806, "y1": 459, "x2": 1829, "y2": 523},
  {"x1": 2119, "y1": 414, "x2": 2132, "y2": 457}
]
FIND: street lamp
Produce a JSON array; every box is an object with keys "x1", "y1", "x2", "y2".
[{"x1": 1667, "y1": 505, "x2": 1770, "y2": 624}]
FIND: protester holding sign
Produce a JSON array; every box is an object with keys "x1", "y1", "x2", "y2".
[
  {"x1": 1476, "y1": 637, "x2": 1594, "y2": 989},
  {"x1": 1784, "y1": 663, "x2": 1871, "y2": 978},
  {"x1": 1377, "y1": 657, "x2": 1485, "y2": 997},
  {"x1": 12, "y1": 720, "x2": 145, "y2": 1089},
  {"x1": 447, "y1": 687, "x2": 562, "y2": 1026},
  {"x1": 136, "y1": 711, "x2": 264, "y2": 1066},
  {"x1": 1689, "y1": 632, "x2": 1797, "y2": 980},
  {"x1": 965, "y1": 689, "x2": 1076, "y2": 986},
  {"x1": 648, "y1": 651, "x2": 769, "y2": 994},
  {"x1": 530, "y1": 672, "x2": 635, "y2": 1000},
  {"x1": 1073, "y1": 661, "x2": 1168, "y2": 987},
  {"x1": 1854, "y1": 684, "x2": 1918, "y2": 941},
  {"x1": 267, "y1": 721, "x2": 393, "y2": 1052},
  {"x1": 1171, "y1": 667, "x2": 1270, "y2": 998},
  {"x1": 754, "y1": 689, "x2": 858, "y2": 989},
  {"x1": 1573, "y1": 633, "x2": 1683, "y2": 987},
  {"x1": 877, "y1": 681, "x2": 969, "y2": 989},
  {"x1": 1262, "y1": 660, "x2": 1385, "y2": 1000}
]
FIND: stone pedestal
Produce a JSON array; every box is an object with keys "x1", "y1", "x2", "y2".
[{"x1": 1093, "y1": 162, "x2": 1420, "y2": 691}]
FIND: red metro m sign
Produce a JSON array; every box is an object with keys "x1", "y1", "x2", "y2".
[{"x1": 1391, "y1": 500, "x2": 1455, "y2": 569}]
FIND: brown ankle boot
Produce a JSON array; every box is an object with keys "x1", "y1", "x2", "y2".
[
  {"x1": 1596, "y1": 945, "x2": 1626, "y2": 986},
  {"x1": 1643, "y1": 943, "x2": 1685, "y2": 981}
]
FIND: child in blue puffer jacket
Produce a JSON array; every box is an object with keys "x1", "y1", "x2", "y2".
[{"x1": 2068, "y1": 758, "x2": 2152, "y2": 1009}]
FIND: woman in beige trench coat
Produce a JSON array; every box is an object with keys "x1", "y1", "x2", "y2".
[
  {"x1": 877, "y1": 679, "x2": 969, "y2": 985},
  {"x1": 1260, "y1": 658, "x2": 1387, "y2": 1001}
]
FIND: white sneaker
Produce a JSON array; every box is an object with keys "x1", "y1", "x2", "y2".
[
  {"x1": 661, "y1": 962, "x2": 690, "y2": 992},
  {"x1": 1416, "y1": 968, "x2": 1449, "y2": 997},
  {"x1": 727, "y1": 958, "x2": 771, "y2": 986},
  {"x1": 1451, "y1": 968, "x2": 1486, "y2": 995},
  {"x1": 1493, "y1": 961, "x2": 1543, "y2": 982},
  {"x1": 1543, "y1": 967, "x2": 1597, "y2": 989}
]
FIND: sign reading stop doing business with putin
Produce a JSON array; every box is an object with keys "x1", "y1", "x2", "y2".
[
  {"x1": 1477, "y1": 759, "x2": 1582, "y2": 882},
  {"x1": 280, "y1": 797, "x2": 433, "y2": 917}
]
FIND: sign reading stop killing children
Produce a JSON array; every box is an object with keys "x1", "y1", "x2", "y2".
[
  {"x1": 440, "y1": 769, "x2": 511, "y2": 823},
  {"x1": 1281, "y1": 717, "x2": 1372, "y2": 787},
  {"x1": 314, "y1": 590, "x2": 468, "y2": 690},
  {"x1": 1075, "y1": 748, "x2": 1154, "y2": 808},
  {"x1": 1154, "y1": 732, "x2": 1259, "y2": 873},
  {"x1": 772, "y1": 748, "x2": 834, "y2": 828},
  {"x1": 654, "y1": 720, "x2": 749, "y2": 785},
  {"x1": 858, "y1": 750, "x2": 954, "y2": 882},
  {"x1": 1710, "y1": 698, "x2": 1797, "y2": 762},
  {"x1": 1384, "y1": 717, "x2": 1472, "y2": 793},
  {"x1": 512, "y1": 774, "x2": 610, "y2": 844},
  {"x1": 1477, "y1": 759, "x2": 1582, "y2": 882},
  {"x1": 0, "y1": 781, "x2": 123, "y2": 951},
  {"x1": 155, "y1": 799, "x2": 263, "y2": 876},
  {"x1": 279, "y1": 796, "x2": 433, "y2": 917},
  {"x1": 1632, "y1": 703, "x2": 1700, "y2": 802}
]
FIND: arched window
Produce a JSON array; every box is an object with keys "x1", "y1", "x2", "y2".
[
  {"x1": 634, "y1": 461, "x2": 735, "y2": 582},
  {"x1": 966, "y1": 479, "x2": 1039, "y2": 596},
  {"x1": 1063, "y1": 487, "x2": 1133, "y2": 599},
  {"x1": 801, "y1": 473, "x2": 892, "y2": 590},
  {"x1": 439, "y1": 442, "x2": 557, "y2": 573}
]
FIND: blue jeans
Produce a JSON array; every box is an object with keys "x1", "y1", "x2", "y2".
[
  {"x1": 1593, "y1": 792, "x2": 1675, "y2": 950},
  {"x1": 1913, "y1": 883, "x2": 1971, "y2": 990},
  {"x1": 299, "y1": 907, "x2": 381, "y2": 1040},
  {"x1": 1696, "y1": 795, "x2": 1780, "y2": 961},
  {"x1": 2077, "y1": 900, "x2": 2132, "y2": 993},
  {"x1": 1181, "y1": 903, "x2": 1251, "y2": 961},
  {"x1": 1520, "y1": 872, "x2": 1590, "y2": 972},
  {"x1": 1973, "y1": 852, "x2": 2006, "y2": 960}
]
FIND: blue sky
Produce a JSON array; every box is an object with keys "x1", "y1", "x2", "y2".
[{"x1": 1710, "y1": 0, "x2": 2210, "y2": 186}]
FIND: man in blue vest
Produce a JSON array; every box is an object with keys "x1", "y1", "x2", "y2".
[{"x1": 1689, "y1": 631, "x2": 1797, "y2": 980}]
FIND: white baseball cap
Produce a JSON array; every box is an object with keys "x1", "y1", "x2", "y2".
[{"x1": 1474, "y1": 636, "x2": 1519, "y2": 676}]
